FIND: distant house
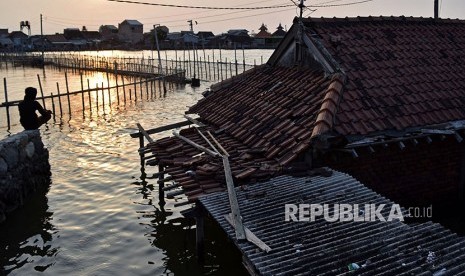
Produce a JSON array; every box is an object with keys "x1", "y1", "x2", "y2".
[
  {"x1": 0, "y1": 37, "x2": 13, "y2": 49},
  {"x1": 118, "y1": 20, "x2": 143, "y2": 44},
  {"x1": 197, "y1": 31, "x2": 214, "y2": 47},
  {"x1": 253, "y1": 23, "x2": 272, "y2": 47},
  {"x1": 63, "y1": 28, "x2": 87, "y2": 48},
  {"x1": 8, "y1": 31, "x2": 28, "y2": 49},
  {"x1": 82, "y1": 30, "x2": 102, "y2": 45},
  {"x1": 0, "y1": 29, "x2": 9, "y2": 38},
  {"x1": 99, "y1": 25, "x2": 118, "y2": 41},
  {"x1": 43, "y1": 34, "x2": 72, "y2": 50},
  {"x1": 272, "y1": 23, "x2": 286, "y2": 38}
]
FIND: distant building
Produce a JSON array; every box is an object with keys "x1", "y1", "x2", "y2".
[
  {"x1": 8, "y1": 31, "x2": 28, "y2": 49},
  {"x1": 0, "y1": 37, "x2": 13, "y2": 49},
  {"x1": 272, "y1": 23, "x2": 286, "y2": 38},
  {"x1": 43, "y1": 34, "x2": 72, "y2": 50},
  {"x1": 63, "y1": 28, "x2": 87, "y2": 48},
  {"x1": 0, "y1": 29, "x2": 9, "y2": 38},
  {"x1": 255, "y1": 23, "x2": 271, "y2": 38},
  {"x1": 118, "y1": 19, "x2": 143, "y2": 44},
  {"x1": 99, "y1": 25, "x2": 118, "y2": 41}
]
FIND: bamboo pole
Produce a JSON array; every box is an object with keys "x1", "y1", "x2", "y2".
[{"x1": 122, "y1": 76, "x2": 127, "y2": 103}]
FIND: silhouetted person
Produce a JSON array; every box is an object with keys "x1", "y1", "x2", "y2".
[{"x1": 18, "y1": 87, "x2": 52, "y2": 130}]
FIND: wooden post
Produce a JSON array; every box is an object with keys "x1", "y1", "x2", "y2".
[
  {"x1": 80, "y1": 73, "x2": 85, "y2": 117},
  {"x1": 145, "y1": 77, "x2": 149, "y2": 99},
  {"x1": 158, "y1": 164, "x2": 165, "y2": 207},
  {"x1": 134, "y1": 78, "x2": 137, "y2": 101},
  {"x1": 3, "y1": 78, "x2": 10, "y2": 129},
  {"x1": 242, "y1": 44, "x2": 246, "y2": 73},
  {"x1": 65, "y1": 72, "x2": 72, "y2": 115},
  {"x1": 37, "y1": 74, "x2": 46, "y2": 109},
  {"x1": 195, "y1": 209, "x2": 205, "y2": 264},
  {"x1": 115, "y1": 70, "x2": 120, "y2": 106},
  {"x1": 56, "y1": 82, "x2": 63, "y2": 117},
  {"x1": 129, "y1": 88, "x2": 132, "y2": 101},
  {"x1": 106, "y1": 67, "x2": 111, "y2": 107},
  {"x1": 101, "y1": 82, "x2": 105, "y2": 114},
  {"x1": 87, "y1": 79, "x2": 92, "y2": 112},
  {"x1": 50, "y1": 93, "x2": 56, "y2": 121},
  {"x1": 234, "y1": 42, "x2": 238, "y2": 76},
  {"x1": 95, "y1": 83, "x2": 99, "y2": 112},
  {"x1": 122, "y1": 76, "x2": 127, "y2": 103}
]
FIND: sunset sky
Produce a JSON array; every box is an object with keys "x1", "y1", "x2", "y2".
[{"x1": 1, "y1": 0, "x2": 463, "y2": 35}]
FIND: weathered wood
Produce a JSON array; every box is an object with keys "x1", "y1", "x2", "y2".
[
  {"x1": 37, "y1": 74, "x2": 46, "y2": 109},
  {"x1": 65, "y1": 72, "x2": 72, "y2": 115},
  {"x1": 184, "y1": 114, "x2": 205, "y2": 127},
  {"x1": 137, "y1": 123, "x2": 154, "y2": 143},
  {"x1": 3, "y1": 78, "x2": 10, "y2": 129},
  {"x1": 196, "y1": 128, "x2": 219, "y2": 154},
  {"x1": 130, "y1": 120, "x2": 191, "y2": 138},
  {"x1": 222, "y1": 156, "x2": 246, "y2": 240},
  {"x1": 56, "y1": 82, "x2": 63, "y2": 117},
  {"x1": 225, "y1": 213, "x2": 271, "y2": 252},
  {"x1": 207, "y1": 131, "x2": 229, "y2": 157},
  {"x1": 173, "y1": 130, "x2": 220, "y2": 158}
]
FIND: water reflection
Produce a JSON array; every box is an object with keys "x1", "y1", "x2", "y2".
[{"x1": 0, "y1": 180, "x2": 58, "y2": 274}]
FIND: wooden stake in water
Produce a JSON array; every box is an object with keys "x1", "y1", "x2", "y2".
[
  {"x1": 106, "y1": 66, "x2": 111, "y2": 107},
  {"x1": 95, "y1": 83, "x2": 99, "y2": 112},
  {"x1": 87, "y1": 79, "x2": 92, "y2": 112},
  {"x1": 65, "y1": 72, "x2": 72, "y2": 116},
  {"x1": 101, "y1": 82, "x2": 105, "y2": 114},
  {"x1": 115, "y1": 68, "x2": 120, "y2": 106},
  {"x1": 50, "y1": 93, "x2": 56, "y2": 122},
  {"x1": 3, "y1": 78, "x2": 10, "y2": 129},
  {"x1": 134, "y1": 78, "x2": 137, "y2": 101},
  {"x1": 80, "y1": 73, "x2": 85, "y2": 117},
  {"x1": 56, "y1": 82, "x2": 63, "y2": 117},
  {"x1": 122, "y1": 76, "x2": 127, "y2": 103},
  {"x1": 37, "y1": 74, "x2": 46, "y2": 109}
]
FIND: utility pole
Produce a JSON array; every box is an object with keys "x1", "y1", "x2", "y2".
[
  {"x1": 434, "y1": 0, "x2": 439, "y2": 19},
  {"x1": 153, "y1": 24, "x2": 167, "y2": 94},
  {"x1": 187, "y1": 20, "x2": 194, "y2": 33}
]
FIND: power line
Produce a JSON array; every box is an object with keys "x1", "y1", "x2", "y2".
[{"x1": 107, "y1": 0, "x2": 295, "y2": 10}]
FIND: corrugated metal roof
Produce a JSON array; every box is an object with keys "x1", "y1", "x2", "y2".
[{"x1": 199, "y1": 169, "x2": 465, "y2": 275}]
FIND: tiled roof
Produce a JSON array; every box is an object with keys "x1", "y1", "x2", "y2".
[
  {"x1": 200, "y1": 169, "x2": 465, "y2": 275},
  {"x1": 302, "y1": 16, "x2": 465, "y2": 136},
  {"x1": 148, "y1": 66, "x2": 343, "y2": 200}
]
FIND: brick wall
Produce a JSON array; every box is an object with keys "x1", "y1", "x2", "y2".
[{"x1": 321, "y1": 136, "x2": 463, "y2": 206}]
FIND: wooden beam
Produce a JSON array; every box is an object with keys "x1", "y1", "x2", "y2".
[
  {"x1": 225, "y1": 213, "x2": 271, "y2": 252},
  {"x1": 207, "y1": 131, "x2": 230, "y2": 157},
  {"x1": 196, "y1": 128, "x2": 220, "y2": 154},
  {"x1": 184, "y1": 114, "x2": 206, "y2": 127},
  {"x1": 137, "y1": 123, "x2": 154, "y2": 143},
  {"x1": 130, "y1": 120, "x2": 191, "y2": 138},
  {"x1": 223, "y1": 156, "x2": 246, "y2": 240},
  {"x1": 173, "y1": 131, "x2": 220, "y2": 158}
]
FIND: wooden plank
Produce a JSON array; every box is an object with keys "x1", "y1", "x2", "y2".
[
  {"x1": 173, "y1": 131, "x2": 220, "y2": 158},
  {"x1": 225, "y1": 213, "x2": 271, "y2": 252},
  {"x1": 184, "y1": 114, "x2": 206, "y2": 127},
  {"x1": 207, "y1": 131, "x2": 229, "y2": 157},
  {"x1": 137, "y1": 123, "x2": 154, "y2": 143},
  {"x1": 130, "y1": 120, "x2": 191, "y2": 138},
  {"x1": 222, "y1": 156, "x2": 246, "y2": 240},
  {"x1": 196, "y1": 128, "x2": 219, "y2": 154}
]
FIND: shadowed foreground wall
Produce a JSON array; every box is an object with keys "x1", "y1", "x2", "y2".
[{"x1": 0, "y1": 130, "x2": 51, "y2": 223}]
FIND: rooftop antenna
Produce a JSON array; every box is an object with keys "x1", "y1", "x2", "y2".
[
  {"x1": 295, "y1": 0, "x2": 306, "y2": 64},
  {"x1": 434, "y1": 0, "x2": 439, "y2": 19},
  {"x1": 187, "y1": 20, "x2": 194, "y2": 33}
]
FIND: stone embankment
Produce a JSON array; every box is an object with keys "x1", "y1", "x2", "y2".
[{"x1": 0, "y1": 130, "x2": 51, "y2": 223}]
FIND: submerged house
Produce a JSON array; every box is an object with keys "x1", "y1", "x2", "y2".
[
  {"x1": 141, "y1": 15, "x2": 465, "y2": 274},
  {"x1": 148, "y1": 16, "x2": 465, "y2": 207}
]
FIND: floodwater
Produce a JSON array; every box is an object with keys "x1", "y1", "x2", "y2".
[{"x1": 0, "y1": 49, "x2": 273, "y2": 275}]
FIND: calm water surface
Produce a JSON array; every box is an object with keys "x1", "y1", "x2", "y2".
[{"x1": 0, "y1": 49, "x2": 274, "y2": 275}]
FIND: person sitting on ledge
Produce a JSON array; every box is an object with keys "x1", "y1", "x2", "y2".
[{"x1": 18, "y1": 87, "x2": 52, "y2": 130}]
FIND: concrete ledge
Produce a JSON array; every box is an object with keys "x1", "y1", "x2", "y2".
[{"x1": 0, "y1": 130, "x2": 51, "y2": 223}]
